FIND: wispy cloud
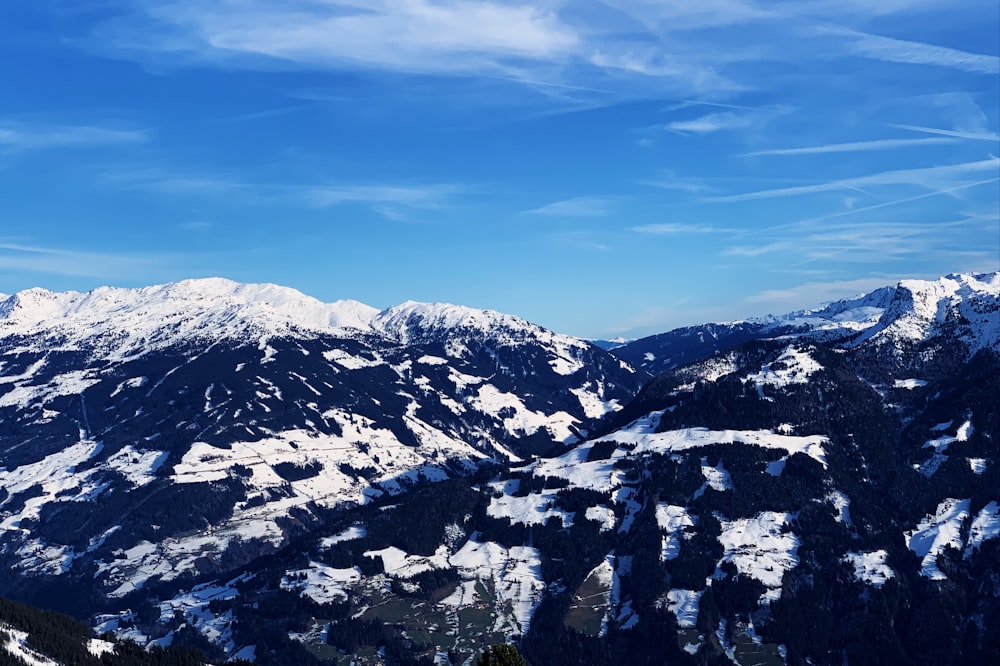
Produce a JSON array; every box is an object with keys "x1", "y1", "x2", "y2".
[
  {"x1": 743, "y1": 276, "x2": 899, "y2": 306},
  {"x1": 723, "y1": 241, "x2": 793, "y2": 258},
  {"x1": 303, "y1": 182, "x2": 463, "y2": 220},
  {"x1": 739, "y1": 136, "x2": 957, "y2": 156},
  {"x1": 103, "y1": 166, "x2": 250, "y2": 196},
  {"x1": 86, "y1": 0, "x2": 1000, "y2": 119},
  {"x1": 0, "y1": 122, "x2": 148, "y2": 151},
  {"x1": 723, "y1": 214, "x2": 995, "y2": 265},
  {"x1": 665, "y1": 111, "x2": 756, "y2": 135},
  {"x1": 709, "y1": 158, "x2": 1000, "y2": 202},
  {"x1": 547, "y1": 229, "x2": 612, "y2": 251},
  {"x1": 639, "y1": 173, "x2": 715, "y2": 193},
  {"x1": 90, "y1": 0, "x2": 768, "y2": 107},
  {"x1": 488, "y1": 75, "x2": 613, "y2": 95},
  {"x1": 599, "y1": 0, "x2": 775, "y2": 31},
  {"x1": 663, "y1": 99, "x2": 759, "y2": 112},
  {"x1": 103, "y1": 1, "x2": 579, "y2": 75},
  {"x1": 524, "y1": 196, "x2": 614, "y2": 217},
  {"x1": 721, "y1": 178, "x2": 1000, "y2": 252},
  {"x1": 222, "y1": 103, "x2": 317, "y2": 123},
  {"x1": 821, "y1": 26, "x2": 1000, "y2": 74},
  {"x1": 101, "y1": 164, "x2": 460, "y2": 218},
  {"x1": 631, "y1": 223, "x2": 733, "y2": 234},
  {"x1": 589, "y1": 51, "x2": 743, "y2": 93},
  {"x1": 888, "y1": 123, "x2": 1000, "y2": 142},
  {"x1": 306, "y1": 183, "x2": 458, "y2": 209},
  {"x1": 0, "y1": 242, "x2": 159, "y2": 279},
  {"x1": 179, "y1": 221, "x2": 214, "y2": 231}
]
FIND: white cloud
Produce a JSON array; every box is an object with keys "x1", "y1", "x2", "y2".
[
  {"x1": 599, "y1": 0, "x2": 775, "y2": 31},
  {"x1": 102, "y1": 166, "x2": 250, "y2": 196},
  {"x1": 0, "y1": 122, "x2": 147, "y2": 150},
  {"x1": 100, "y1": 164, "x2": 460, "y2": 216},
  {"x1": 306, "y1": 183, "x2": 458, "y2": 209},
  {"x1": 739, "y1": 136, "x2": 957, "y2": 156},
  {"x1": 723, "y1": 215, "x2": 995, "y2": 265},
  {"x1": 663, "y1": 99, "x2": 759, "y2": 112},
  {"x1": 631, "y1": 223, "x2": 731, "y2": 234},
  {"x1": 589, "y1": 50, "x2": 742, "y2": 93},
  {"x1": 710, "y1": 158, "x2": 1000, "y2": 202},
  {"x1": 821, "y1": 26, "x2": 1000, "y2": 74},
  {"x1": 88, "y1": 0, "x2": 998, "y2": 116},
  {"x1": 723, "y1": 241, "x2": 793, "y2": 257},
  {"x1": 524, "y1": 196, "x2": 614, "y2": 217},
  {"x1": 888, "y1": 123, "x2": 1000, "y2": 142},
  {"x1": 666, "y1": 111, "x2": 755, "y2": 134},
  {"x1": 107, "y1": 1, "x2": 578, "y2": 74},
  {"x1": 639, "y1": 170, "x2": 714, "y2": 193}
]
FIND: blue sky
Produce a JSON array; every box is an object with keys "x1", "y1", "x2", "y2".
[{"x1": 1, "y1": 0, "x2": 998, "y2": 339}]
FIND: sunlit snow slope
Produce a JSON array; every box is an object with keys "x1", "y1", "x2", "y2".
[{"x1": 0, "y1": 278, "x2": 642, "y2": 596}]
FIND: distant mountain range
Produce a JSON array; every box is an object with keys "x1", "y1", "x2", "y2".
[
  {"x1": 610, "y1": 273, "x2": 998, "y2": 377},
  {"x1": 1, "y1": 272, "x2": 997, "y2": 666}
]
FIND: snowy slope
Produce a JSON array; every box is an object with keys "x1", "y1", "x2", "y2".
[
  {"x1": 0, "y1": 278, "x2": 379, "y2": 360},
  {"x1": 16, "y1": 271, "x2": 994, "y2": 666},
  {"x1": 0, "y1": 278, "x2": 643, "y2": 600},
  {"x1": 612, "y1": 272, "x2": 999, "y2": 376},
  {"x1": 851, "y1": 272, "x2": 1000, "y2": 353}
]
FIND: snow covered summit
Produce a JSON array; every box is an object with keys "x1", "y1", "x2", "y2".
[{"x1": 0, "y1": 278, "x2": 594, "y2": 367}]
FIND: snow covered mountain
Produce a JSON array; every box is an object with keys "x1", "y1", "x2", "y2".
[
  {"x1": 1, "y1": 272, "x2": 998, "y2": 666},
  {"x1": 612, "y1": 272, "x2": 999, "y2": 376},
  {"x1": 0, "y1": 278, "x2": 642, "y2": 608}
]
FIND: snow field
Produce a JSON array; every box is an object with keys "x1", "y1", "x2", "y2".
[
  {"x1": 664, "y1": 589, "x2": 703, "y2": 629},
  {"x1": 825, "y1": 490, "x2": 853, "y2": 526},
  {"x1": 697, "y1": 457, "x2": 733, "y2": 496},
  {"x1": 917, "y1": 417, "x2": 974, "y2": 476},
  {"x1": 655, "y1": 504, "x2": 696, "y2": 561},
  {"x1": 106, "y1": 446, "x2": 168, "y2": 488},
  {"x1": 0, "y1": 369, "x2": 101, "y2": 409},
  {"x1": 906, "y1": 498, "x2": 970, "y2": 580},
  {"x1": 966, "y1": 501, "x2": 1000, "y2": 555},
  {"x1": 844, "y1": 550, "x2": 894, "y2": 587},
  {"x1": 881, "y1": 274, "x2": 1000, "y2": 350},
  {"x1": 486, "y1": 487, "x2": 574, "y2": 527},
  {"x1": 278, "y1": 536, "x2": 547, "y2": 636},
  {"x1": 364, "y1": 545, "x2": 452, "y2": 578},
  {"x1": 528, "y1": 411, "x2": 830, "y2": 501},
  {"x1": 894, "y1": 378, "x2": 928, "y2": 389},
  {"x1": 744, "y1": 345, "x2": 823, "y2": 398},
  {"x1": 1, "y1": 623, "x2": 61, "y2": 666},
  {"x1": 470, "y1": 384, "x2": 578, "y2": 442},
  {"x1": 0, "y1": 439, "x2": 105, "y2": 535},
  {"x1": 717, "y1": 512, "x2": 800, "y2": 600},
  {"x1": 584, "y1": 505, "x2": 617, "y2": 531},
  {"x1": 320, "y1": 524, "x2": 367, "y2": 548},
  {"x1": 570, "y1": 383, "x2": 620, "y2": 420},
  {"x1": 281, "y1": 564, "x2": 363, "y2": 604}
]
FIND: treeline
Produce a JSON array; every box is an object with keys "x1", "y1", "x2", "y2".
[
  {"x1": 0, "y1": 597, "x2": 246, "y2": 666},
  {"x1": 326, "y1": 618, "x2": 434, "y2": 665}
]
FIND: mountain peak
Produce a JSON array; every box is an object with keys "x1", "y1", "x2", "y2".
[
  {"x1": 851, "y1": 271, "x2": 1000, "y2": 351},
  {"x1": 0, "y1": 278, "x2": 380, "y2": 358},
  {"x1": 373, "y1": 300, "x2": 540, "y2": 343}
]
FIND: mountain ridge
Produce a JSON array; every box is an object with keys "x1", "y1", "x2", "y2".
[
  {"x1": 0, "y1": 271, "x2": 997, "y2": 665},
  {"x1": 611, "y1": 271, "x2": 999, "y2": 376}
]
